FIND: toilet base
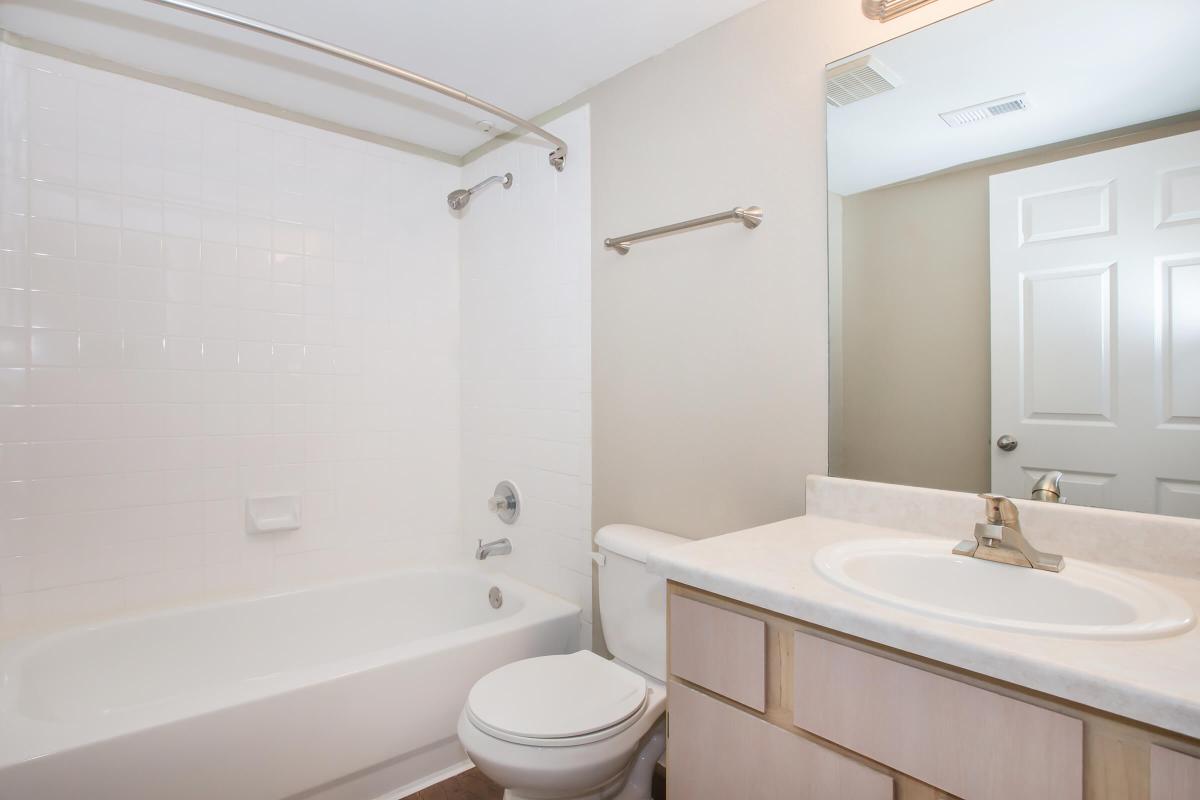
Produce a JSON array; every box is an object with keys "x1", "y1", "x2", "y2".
[{"x1": 496, "y1": 717, "x2": 665, "y2": 800}]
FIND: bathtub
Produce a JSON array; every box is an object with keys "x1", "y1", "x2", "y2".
[{"x1": 0, "y1": 567, "x2": 579, "y2": 800}]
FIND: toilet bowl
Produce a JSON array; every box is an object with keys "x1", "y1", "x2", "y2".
[
  {"x1": 458, "y1": 651, "x2": 666, "y2": 800},
  {"x1": 458, "y1": 525, "x2": 686, "y2": 800}
]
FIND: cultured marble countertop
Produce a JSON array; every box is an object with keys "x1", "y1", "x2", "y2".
[{"x1": 646, "y1": 514, "x2": 1200, "y2": 739}]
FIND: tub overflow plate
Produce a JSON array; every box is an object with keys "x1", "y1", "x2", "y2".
[{"x1": 489, "y1": 586, "x2": 504, "y2": 609}]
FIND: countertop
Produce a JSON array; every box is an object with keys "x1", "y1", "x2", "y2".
[{"x1": 647, "y1": 514, "x2": 1200, "y2": 739}]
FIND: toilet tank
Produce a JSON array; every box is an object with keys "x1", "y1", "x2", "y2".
[{"x1": 594, "y1": 524, "x2": 689, "y2": 682}]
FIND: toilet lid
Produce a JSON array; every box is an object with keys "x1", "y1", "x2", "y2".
[{"x1": 467, "y1": 651, "x2": 648, "y2": 740}]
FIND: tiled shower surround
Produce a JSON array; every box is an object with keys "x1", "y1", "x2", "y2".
[
  {"x1": 0, "y1": 41, "x2": 592, "y2": 638},
  {"x1": 459, "y1": 108, "x2": 593, "y2": 646}
]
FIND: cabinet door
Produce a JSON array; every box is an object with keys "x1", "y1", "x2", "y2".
[
  {"x1": 793, "y1": 632, "x2": 1082, "y2": 800},
  {"x1": 668, "y1": 681, "x2": 892, "y2": 800},
  {"x1": 1152, "y1": 746, "x2": 1200, "y2": 800},
  {"x1": 670, "y1": 595, "x2": 766, "y2": 711}
]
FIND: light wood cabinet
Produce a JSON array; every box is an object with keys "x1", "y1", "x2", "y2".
[
  {"x1": 1151, "y1": 746, "x2": 1200, "y2": 800},
  {"x1": 668, "y1": 680, "x2": 892, "y2": 799},
  {"x1": 669, "y1": 595, "x2": 766, "y2": 711},
  {"x1": 794, "y1": 631, "x2": 1082, "y2": 800},
  {"x1": 666, "y1": 584, "x2": 1200, "y2": 800}
]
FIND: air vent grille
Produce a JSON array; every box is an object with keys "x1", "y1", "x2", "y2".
[
  {"x1": 826, "y1": 56, "x2": 901, "y2": 107},
  {"x1": 940, "y1": 94, "x2": 1029, "y2": 127}
]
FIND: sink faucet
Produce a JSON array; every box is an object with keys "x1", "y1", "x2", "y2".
[
  {"x1": 475, "y1": 538, "x2": 512, "y2": 560},
  {"x1": 952, "y1": 494, "x2": 1064, "y2": 572},
  {"x1": 1031, "y1": 470, "x2": 1065, "y2": 503}
]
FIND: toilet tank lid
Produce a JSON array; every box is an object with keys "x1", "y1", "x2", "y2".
[{"x1": 595, "y1": 524, "x2": 688, "y2": 564}]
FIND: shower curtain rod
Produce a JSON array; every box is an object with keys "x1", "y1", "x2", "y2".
[{"x1": 142, "y1": 0, "x2": 568, "y2": 171}]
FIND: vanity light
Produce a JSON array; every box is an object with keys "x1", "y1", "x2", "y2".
[{"x1": 862, "y1": 0, "x2": 940, "y2": 22}]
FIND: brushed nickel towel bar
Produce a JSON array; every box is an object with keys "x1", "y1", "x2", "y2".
[
  {"x1": 604, "y1": 206, "x2": 764, "y2": 255},
  {"x1": 141, "y1": 0, "x2": 568, "y2": 171}
]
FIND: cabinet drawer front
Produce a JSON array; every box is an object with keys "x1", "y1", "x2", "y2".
[
  {"x1": 793, "y1": 632, "x2": 1082, "y2": 800},
  {"x1": 668, "y1": 680, "x2": 893, "y2": 800},
  {"x1": 669, "y1": 595, "x2": 765, "y2": 711},
  {"x1": 1152, "y1": 745, "x2": 1200, "y2": 800}
]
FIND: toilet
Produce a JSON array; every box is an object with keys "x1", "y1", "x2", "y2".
[{"x1": 457, "y1": 524, "x2": 687, "y2": 800}]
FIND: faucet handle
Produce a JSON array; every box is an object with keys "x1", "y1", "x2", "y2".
[
  {"x1": 487, "y1": 481, "x2": 520, "y2": 524},
  {"x1": 978, "y1": 493, "x2": 1020, "y2": 525}
]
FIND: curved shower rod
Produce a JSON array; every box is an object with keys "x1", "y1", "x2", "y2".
[{"x1": 141, "y1": 0, "x2": 568, "y2": 171}]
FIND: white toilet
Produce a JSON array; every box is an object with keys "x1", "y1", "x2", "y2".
[{"x1": 457, "y1": 524, "x2": 686, "y2": 800}]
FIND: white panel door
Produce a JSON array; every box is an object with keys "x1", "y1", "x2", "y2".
[{"x1": 990, "y1": 130, "x2": 1200, "y2": 517}]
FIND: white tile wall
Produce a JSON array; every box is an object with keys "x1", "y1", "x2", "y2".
[
  {"x1": 0, "y1": 43, "x2": 464, "y2": 637},
  {"x1": 458, "y1": 108, "x2": 593, "y2": 647}
]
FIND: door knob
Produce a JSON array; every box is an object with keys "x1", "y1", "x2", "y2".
[{"x1": 996, "y1": 435, "x2": 1018, "y2": 452}]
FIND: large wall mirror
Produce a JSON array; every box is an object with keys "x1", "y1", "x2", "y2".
[{"x1": 827, "y1": 0, "x2": 1200, "y2": 518}]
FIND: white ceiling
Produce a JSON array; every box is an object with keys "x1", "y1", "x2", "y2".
[
  {"x1": 0, "y1": 0, "x2": 764, "y2": 159},
  {"x1": 828, "y1": 0, "x2": 1200, "y2": 195}
]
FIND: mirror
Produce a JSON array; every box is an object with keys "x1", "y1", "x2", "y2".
[{"x1": 826, "y1": 0, "x2": 1200, "y2": 518}]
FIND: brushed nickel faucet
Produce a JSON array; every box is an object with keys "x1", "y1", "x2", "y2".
[
  {"x1": 1031, "y1": 470, "x2": 1065, "y2": 503},
  {"x1": 953, "y1": 494, "x2": 1064, "y2": 572},
  {"x1": 475, "y1": 538, "x2": 512, "y2": 560}
]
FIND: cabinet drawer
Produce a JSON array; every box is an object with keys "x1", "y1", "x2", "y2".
[
  {"x1": 668, "y1": 680, "x2": 892, "y2": 800},
  {"x1": 669, "y1": 595, "x2": 765, "y2": 711},
  {"x1": 1152, "y1": 745, "x2": 1200, "y2": 800},
  {"x1": 793, "y1": 632, "x2": 1082, "y2": 800}
]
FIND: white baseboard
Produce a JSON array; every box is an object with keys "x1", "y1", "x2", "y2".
[{"x1": 374, "y1": 759, "x2": 474, "y2": 800}]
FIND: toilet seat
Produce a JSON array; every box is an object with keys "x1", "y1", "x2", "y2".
[{"x1": 466, "y1": 651, "x2": 649, "y2": 748}]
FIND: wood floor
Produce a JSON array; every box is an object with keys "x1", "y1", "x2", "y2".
[
  {"x1": 407, "y1": 768, "x2": 503, "y2": 800},
  {"x1": 408, "y1": 765, "x2": 667, "y2": 799}
]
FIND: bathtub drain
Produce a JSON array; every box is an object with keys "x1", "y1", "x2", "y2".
[{"x1": 489, "y1": 586, "x2": 503, "y2": 609}]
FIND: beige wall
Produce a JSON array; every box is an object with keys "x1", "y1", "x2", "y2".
[
  {"x1": 534, "y1": 0, "x2": 990, "y2": 655},
  {"x1": 834, "y1": 116, "x2": 1200, "y2": 494},
  {"x1": 837, "y1": 165, "x2": 992, "y2": 492},
  {"x1": 581, "y1": 0, "x2": 991, "y2": 541},
  {"x1": 828, "y1": 192, "x2": 846, "y2": 478}
]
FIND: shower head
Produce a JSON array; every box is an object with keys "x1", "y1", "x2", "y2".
[{"x1": 446, "y1": 172, "x2": 512, "y2": 211}]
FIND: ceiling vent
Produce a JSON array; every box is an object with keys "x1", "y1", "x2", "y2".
[
  {"x1": 939, "y1": 93, "x2": 1029, "y2": 127},
  {"x1": 826, "y1": 56, "x2": 902, "y2": 107}
]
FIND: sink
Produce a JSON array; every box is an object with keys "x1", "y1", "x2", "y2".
[{"x1": 813, "y1": 538, "x2": 1195, "y2": 640}]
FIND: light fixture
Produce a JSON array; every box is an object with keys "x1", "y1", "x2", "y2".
[{"x1": 862, "y1": 0, "x2": 941, "y2": 22}]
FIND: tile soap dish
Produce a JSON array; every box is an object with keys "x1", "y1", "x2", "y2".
[{"x1": 246, "y1": 495, "x2": 302, "y2": 533}]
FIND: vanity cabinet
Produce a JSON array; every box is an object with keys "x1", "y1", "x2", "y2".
[
  {"x1": 793, "y1": 631, "x2": 1081, "y2": 800},
  {"x1": 1151, "y1": 746, "x2": 1200, "y2": 799},
  {"x1": 669, "y1": 680, "x2": 893, "y2": 799},
  {"x1": 665, "y1": 584, "x2": 1200, "y2": 800},
  {"x1": 669, "y1": 595, "x2": 766, "y2": 711}
]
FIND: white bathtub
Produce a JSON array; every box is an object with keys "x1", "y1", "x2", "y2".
[{"x1": 0, "y1": 567, "x2": 579, "y2": 800}]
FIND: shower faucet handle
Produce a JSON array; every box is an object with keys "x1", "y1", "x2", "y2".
[{"x1": 487, "y1": 481, "x2": 520, "y2": 524}]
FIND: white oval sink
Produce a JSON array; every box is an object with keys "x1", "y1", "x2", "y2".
[{"x1": 813, "y1": 538, "x2": 1195, "y2": 640}]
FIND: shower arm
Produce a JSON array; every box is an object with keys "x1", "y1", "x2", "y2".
[
  {"x1": 141, "y1": 0, "x2": 568, "y2": 171},
  {"x1": 466, "y1": 173, "x2": 512, "y2": 195}
]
